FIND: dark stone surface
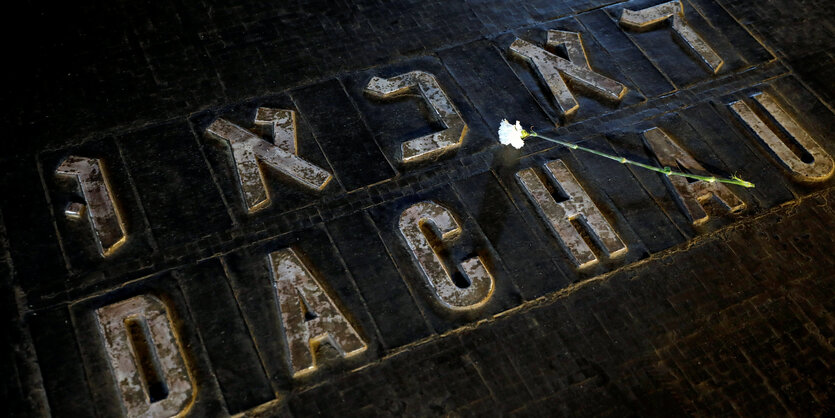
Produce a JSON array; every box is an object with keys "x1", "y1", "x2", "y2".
[
  {"x1": 576, "y1": 9, "x2": 676, "y2": 98},
  {"x1": 175, "y1": 260, "x2": 276, "y2": 414},
  {"x1": 454, "y1": 171, "x2": 571, "y2": 299},
  {"x1": 26, "y1": 306, "x2": 95, "y2": 418},
  {"x1": 325, "y1": 213, "x2": 433, "y2": 349},
  {"x1": 3, "y1": 0, "x2": 835, "y2": 416},
  {"x1": 115, "y1": 120, "x2": 233, "y2": 249},
  {"x1": 282, "y1": 189, "x2": 835, "y2": 415},
  {"x1": 291, "y1": 79, "x2": 397, "y2": 191},
  {"x1": 438, "y1": 39, "x2": 556, "y2": 136}
]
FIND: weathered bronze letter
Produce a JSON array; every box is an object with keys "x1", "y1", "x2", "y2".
[
  {"x1": 642, "y1": 127, "x2": 744, "y2": 224},
  {"x1": 510, "y1": 30, "x2": 628, "y2": 118},
  {"x1": 269, "y1": 248, "x2": 367, "y2": 377},
  {"x1": 730, "y1": 92, "x2": 834, "y2": 182},
  {"x1": 56, "y1": 156, "x2": 127, "y2": 257},
  {"x1": 517, "y1": 160, "x2": 627, "y2": 268},
  {"x1": 96, "y1": 295, "x2": 194, "y2": 417},
  {"x1": 620, "y1": 1, "x2": 723, "y2": 72},
  {"x1": 206, "y1": 109, "x2": 333, "y2": 213},
  {"x1": 365, "y1": 71, "x2": 468, "y2": 163},
  {"x1": 399, "y1": 201, "x2": 495, "y2": 309}
]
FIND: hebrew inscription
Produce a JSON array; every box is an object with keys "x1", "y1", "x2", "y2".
[
  {"x1": 365, "y1": 71, "x2": 468, "y2": 163},
  {"x1": 268, "y1": 248, "x2": 367, "y2": 377},
  {"x1": 55, "y1": 156, "x2": 127, "y2": 257},
  {"x1": 96, "y1": 295, "x2": 194, "y2": 417},
  {"x1": 642, "y1": 127, "x2": 744, "y2": 224},
  {"x1": 730, "y1": 92, "x2": 834, "y2": 182},
  {"x1": 206, "y1": 110, "x2": 333, "y2": 213},
  {"x1": 620, "y1": 1, "x2": 723, "y2": 73},
  {"x1": 510, "y1": 30, "x2": 628, "y2": 118},
  {"x1": 399, "y1": 201, "x2": 495, "y2": 309},
  {"x1": 517, "y1": 160, "x2": 627, "y2": 268}
]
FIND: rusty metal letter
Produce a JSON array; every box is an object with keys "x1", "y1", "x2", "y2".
[
  {"x1": 516, "y1": 160, "x2": 627, "y2": 268},
  {"x1": 730, "y1": 92, "x2": 834, "y2": 182},
  {"x1": 642, "y1": 127, "x2": 745, "y2": 224},
  {"x1": 398, "y1": 201, "x2": 495, "y2": 310},
  {"x1": 206, "y1": 109, "x2": 333, "y2": 213},
  {"x1": 268, "y1": 248, "x2": 366, "y2": 377},
  {"x1": 620, "y1": 1, "x2": 723, "y2": 73},
  {"x1": 510, "y1": 30, "x2": 628, "y2": 118},
  {"x1": 96, "y1": 295, "x2": 194, "y2": 417},
  {"x1": 365, "y1": 71, "x2": 468, "y2": 163},
  {"x1": 55, "y1": 156, "x2": 127, "y2": 257}
]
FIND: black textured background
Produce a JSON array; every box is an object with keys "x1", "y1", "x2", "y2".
[{"x1": 2, "y1": 0, "x2": 834, "y2": 416}]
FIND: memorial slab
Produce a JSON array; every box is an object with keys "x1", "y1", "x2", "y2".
[{"x1": 4, "y1": 0, "x2": 835, "y2": 416}]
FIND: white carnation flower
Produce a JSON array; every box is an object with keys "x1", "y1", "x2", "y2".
[{"x1": 498, "y1": 119, "x2": 526, "y2": 149}]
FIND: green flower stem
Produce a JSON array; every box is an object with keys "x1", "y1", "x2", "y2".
[{"x1": 526, "y1": 131, "x2": 755, "y2": 188}]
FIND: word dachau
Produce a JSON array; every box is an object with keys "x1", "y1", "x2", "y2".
[{"x1": 48, "y1": 2, "x2": 832, "y2": 416}]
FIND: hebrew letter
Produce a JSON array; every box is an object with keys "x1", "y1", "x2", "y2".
[
  {"x1": 510, "y1": 30, "x2": 628, "y2": 118},
  {"x1": 642, "y1": 127, "x2": 744, "y2": 224},
  {"x1": 620, "y1": 1, "x2": 723, "y2": 72},
  {"x1": 96, "y1": 295, "x2": 194, "y2": 417},
  {"x1": 517, "y1": 160, "x2": 626, "y2": 268},
  {"x1": 253, "y1": 107, "x2": 297, "y2": 154},
  {"x1": 269, "y1": 248, "x2": 367, "y2": 377},
  {"x1": 206, "y1": 109, "x2": 333, "y2": 213},
  {"x1": 365, "y1": 71, "x2": 467, "y2": 163},
  {"x1": 55, "y1": 156, "x2": 127, "y2": 257},
  {"x1": 399, "y1": 201, "x2": 495, "y2": 309},
  {"x1": 730, "y1": 92, "x2": 834, "y2": 182}
]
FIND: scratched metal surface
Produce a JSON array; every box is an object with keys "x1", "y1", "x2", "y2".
[{"x1": 2, "y1": 0, "x2": 834, "y2": 416}]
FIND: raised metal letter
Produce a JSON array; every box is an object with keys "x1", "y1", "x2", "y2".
[
  {"x1": 206, "y1": 109, "x2": 333, "y2": 213},
  {"x1": 510, "y1": 30, "x2": 628, "y2": 118},
  {"x1": 269, "y1": 248, "x2": 366, "y2": 377},
  {"x1": 516, "y1": 160, "x2": 627, "y2": 268},
  {"x1": 55, "y1": 156, "x2": 127, "y2": 257},
  {"x1": 96, "y1": 295, "x2": 194, "y2": 417},
  {"x1": 365, "y1": 71, "x2": 468, "y2": 163},
  {"x1": 620, "y1": 1, "x2": 723, "y2": 72},
  {"x1": 730, "y1": 92, "x2": 834, "y2": 182},
  {"x1": 398, "y1": 201, "x2": 495, "y2": 309},
  {"x1": 642, "y1": 127, "x2": 744, "y2": 224}
]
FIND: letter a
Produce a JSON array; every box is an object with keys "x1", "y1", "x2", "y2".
[
  {"x1": 268, "y1": 248, "x2": 366, "y2": 377},
  {"x1": 642, "y1": 127, "x2": 744, "y2": 224}
]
